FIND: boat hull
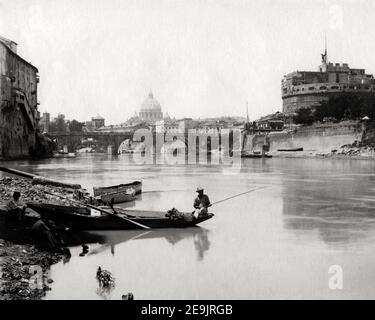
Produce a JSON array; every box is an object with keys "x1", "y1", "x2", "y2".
[
  {"x1": 241, "y1": 153, "x2": 272, "y2": 158},
  {"x1": 276, "y1": 147, "x2": 303, "y2": 152},
  {"x1": 27, "y1": 203, "x2": 213, "y2": 230},
  {"x1": 93, "y1": 181, "x2": 142, "y2": 197},
  {"x1": 97, "y1": 191, "x2": 136, "y2": 204}
]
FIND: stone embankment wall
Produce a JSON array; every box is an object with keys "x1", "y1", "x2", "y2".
[{"x1": 244, "y1": 121, "x2": 365, "y2": 154}]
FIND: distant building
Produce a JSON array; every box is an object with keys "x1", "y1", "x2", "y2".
[
  {"x1": 84, "y1": 121, "x2": 94, "y2": 132},
  {"x1": 177, "y1": 118, "x2": 197, "y2": 133},
  {"x1": 91, "y1": 115, "x2": 105, "y2": 129},
  {"x1": 0, "y1": 35, "x2": 40, "y2": 158},
  {"x1": 282, "y1": 50, "x2": 375, "y2": 114},
  {"x1": 39, "y1": 112, "x2": 50, "y2": 133},
  {"x1": 139, "y1": 91, "x2": 163, "y2": 123},
  {"x1": 155, "y1": 119, "x2": 180, "y2": 133},
  {"x1": 256, "y1": 119, "x2": 284, "y2": 131}
]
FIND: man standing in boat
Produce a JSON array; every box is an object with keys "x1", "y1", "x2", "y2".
[{"x1": 193, "y1": 187, "x2": 211, "y2": 218}]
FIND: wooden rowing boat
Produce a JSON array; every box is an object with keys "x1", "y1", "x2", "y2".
[
  {"x1": 92, "y1": 181, "x2": 141, "y2": 204},
  {"x1": 26, "y1": 202, "x2": 213, "y2": 230},
  {"x1": 93, "y1": 181, "x2": 142, "y2": 196},
  {"x1": 53, "y1": 152, "x2": 77, "y2": 158},
  {"x1": 241, "y1": 153, "x2": 272, "y2": 158},
  {"x1": 95, "y1": 189, "x2": 136, "y2": 204},
  {"x1": 0, "y1": 207, "x2": 103, "y2": 246},
  {"x1": 93, "y1": 181, "x2": 142, "y2": 197},
  {"x1": 276, "y1": 147, "x2": 303, "y2": 152}
]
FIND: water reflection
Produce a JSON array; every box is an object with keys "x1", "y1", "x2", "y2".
[
  {"x1": 281, "y1": 159, "x2": 375, "y2": 246},
  {"x1": 5, "y1": 155, "x2": 375, "y2": 299},
  {"x1": 84, "y1": 227, "x2": 211, "y2": 260}
]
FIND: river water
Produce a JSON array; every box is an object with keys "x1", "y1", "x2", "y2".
[{"x1": 3, "y1": 154, "x2": 375, "y2": 299}]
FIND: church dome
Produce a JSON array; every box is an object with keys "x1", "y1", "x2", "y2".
[{"x1": 140, "y1": 91, "x2": 162, "y2": 112}]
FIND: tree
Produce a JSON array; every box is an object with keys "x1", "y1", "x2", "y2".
[
  {"x1": 311, "y1": 94, "x2": 375, "y2": 124},
  {"x1": 293, "y1": 108, "x2": 315, "y2": 125},
  {"x1": 69, "y1": 120, "x2": 83, "y2": 132},
  {"x1": 56, "y1": 117, "x2": 66, "y2": 132}
]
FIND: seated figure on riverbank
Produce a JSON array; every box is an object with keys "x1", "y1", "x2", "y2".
[
  {"x1": 31, "y1": 219, "x2": 64, "y2": 251},
  {"x1": 6, "y1": 191, "x2": 26, "y2": 222},
  {"x1": 193, "y1": 187, "x2": 211, "y2": 218}
]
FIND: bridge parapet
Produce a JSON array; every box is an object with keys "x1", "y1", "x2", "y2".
[
  {"x1": 49, "y1": 131, "x2": 135, "y2": 137},
  {"x1": 49, "y1": 131, "x2": 136, "y2": 155}
]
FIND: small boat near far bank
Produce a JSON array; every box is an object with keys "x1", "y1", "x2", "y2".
[
  {"x1": 276, "y1": 147, "x2": 303, "y2": 152},
  {"x1": 241, "y1": 152, "x2": 272, "y2": 158},
  {"x1": 26, "y1": 202, "x2": 213, "y2": 230},
  {"x1": 53, "y1": 152, "x2": 77, "y2": 158}
]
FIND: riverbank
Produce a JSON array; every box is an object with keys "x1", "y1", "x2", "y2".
[
  {"x1": 269, "y1": 144, "x2": 375, "y2": 160},
  {"x1": 0, "y1": 239, "x2": 64, "y2": 300},
  {"x1": 0, "y1": 175, "x2": 83, "y2": 300}
]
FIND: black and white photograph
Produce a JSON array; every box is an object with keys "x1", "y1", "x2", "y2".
[{"x1": 0, "y1": 0, "x2": 374, "y2": 307}]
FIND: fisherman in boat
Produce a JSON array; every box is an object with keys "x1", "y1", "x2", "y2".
[
  {"x1": 6, "y1": 191, "x2": 26, "y2": 223},
  {"x1": 193, "y1": 187, "x2": 211, "y2": 218}
]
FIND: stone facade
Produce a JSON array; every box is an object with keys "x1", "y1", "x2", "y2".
[
  {"x1": 91, "y1": 115, "x2": 105, "y2": 129},
  {"x1": 0, "y1": 36, "x2": 39, "y2": 158},
  {"x1": 39, "y1": 112, "x2": 50, "y2": 133},
  {"x1": 282, "y1": 53, "x2": 375, "y2": 114}
]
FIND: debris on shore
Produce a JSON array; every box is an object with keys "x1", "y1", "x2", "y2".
[
  {"x1": 0, "y1": 239, "x2": 64, "y2": 300},
  {"x1": 0, "y1": 175, "x2": 83, "y2": 300},
  {"x1": 317, "y1": 144, "x2": 375, "y2": 159},
  {"x1": 0, "y1": 176, "x2": 87, "y2": 206}
]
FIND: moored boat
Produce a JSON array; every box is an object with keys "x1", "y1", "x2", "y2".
[
  {"x1": 26, "y1": 202, "x2": 213, "y2": 230},
  {"x1": 276, "y1": 147, "x2": 303, "y2": 152},
  {"x1": 53, "y1": 152, "x2": 77, "y2": 158},
  {"x1": 96, "y1": 189, "x2": 136, "y2": 204},
  {"x1": 241, "y1": 152, "x2": 272, "y2": 158},
  {"x1": 93, "y1": 181, "x2": 142, "y2": 197}
]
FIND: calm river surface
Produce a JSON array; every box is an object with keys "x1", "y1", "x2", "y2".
[{"x1": 3, "y1": 154, "x2": 375, "y2": 299}]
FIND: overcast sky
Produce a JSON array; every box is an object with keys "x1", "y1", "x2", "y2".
[{"x1": 0, "y1": 0, "x2": 374, "y2": 124}]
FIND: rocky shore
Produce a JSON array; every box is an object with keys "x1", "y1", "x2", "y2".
[
  {"x1": 269, "y1": 143, "x2": 375, "y2": 160},
  {"x1": 0, "y1": 239, "x2": 64, "y2": 300},
  {"x1": 0, "y1": 176, "x2": 85, "y2": 300}
]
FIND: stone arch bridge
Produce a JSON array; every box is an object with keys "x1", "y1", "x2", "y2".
[
  {"x1": 49, "y1": 131, "x2": 135, "y2": 155},
  {"x1": 49, "y1": 128, "x2": 246, "y2": 155}
]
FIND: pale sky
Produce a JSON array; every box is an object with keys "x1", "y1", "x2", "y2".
[{"x1": 0, "y1": 0, "x2": 374, "y2": 124}]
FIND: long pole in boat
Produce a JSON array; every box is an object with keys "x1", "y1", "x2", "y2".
[
  {"x1": 210, "y1": 186, "x2": 266, "y2": 206},
  {"x1": 0, "y1": 166, "x2": 150, "y2": 229},
  {"x1": 42, "y1": 190, "x2": 151, "y2": 230}
]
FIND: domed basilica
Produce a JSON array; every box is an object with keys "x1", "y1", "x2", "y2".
[{"x1": 139, "y1": 91, "x2": 163, "y2": 122}]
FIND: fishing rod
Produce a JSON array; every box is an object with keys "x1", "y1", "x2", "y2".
[
  {"x1": 42, "y1": 190, "x2": 150, "y2": 230},
  {"x1": 210, "y1": 186, "x2": 267, "y2": 206}
]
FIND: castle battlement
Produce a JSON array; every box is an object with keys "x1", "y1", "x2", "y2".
[{"x1": 282, "y1": 52, "x2": 375, "y2": 114}]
